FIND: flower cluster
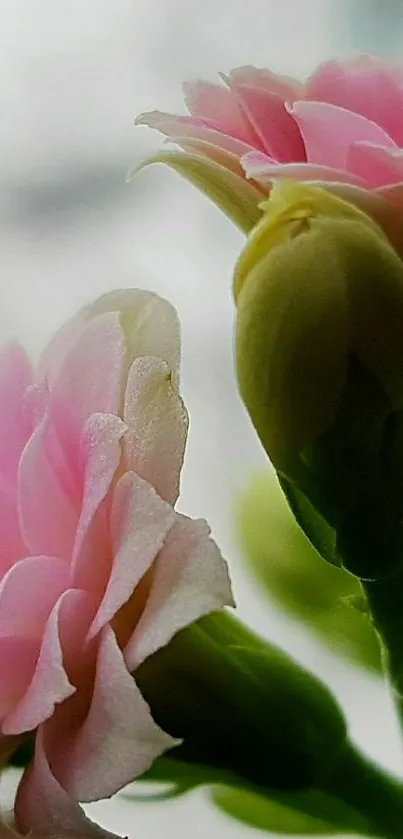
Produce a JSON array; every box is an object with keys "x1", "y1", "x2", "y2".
[
  {"x1": 0, "y1": 290, "x2": 232, "y2": 837},
  {"x1": 136, "y1": 56, "x2": 403, "y2": 250}
]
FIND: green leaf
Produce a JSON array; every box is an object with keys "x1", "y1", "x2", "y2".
[
  {"x1": 236, "y1": 469, "x2": 381, "y2": 673},
  {"x1": 211, "y1": 785, "x2": 371, "y2": 836}
]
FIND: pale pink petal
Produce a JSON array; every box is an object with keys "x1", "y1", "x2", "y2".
[
  {"x1": 0, "y1": 637, "x2": 38, "y2": 723},
  {"x1": 50, "y1": 312, "x2": 125, "y2": 473},
  {"x1": 37, "y1": 312, "x2": 89, "y2": 390},
  {"x1": 136, "y1": 111, "x2": 254, "y2": 158},
  {"x1": 123, "y1": 357, "x2": 188, "y2": 505},
  {"x1": 288, "y1": 101, "x2": 396, "y2": 169},
  {"x1": 228, "y1": 82, "x2": 306, "y2": 162},
  {"x1": 242, "y1": 150, "x2": 368, "y2": 186},
  {"x1": 3, "y1": 591, "x2": 77, "y2": 734},
  {"x1": 306, "y1": 56, "x2": 403, "y2": 146},
  {"x1": 0, "y1": 344, "x2": 33, "y2": 488},
  {"x1": 85, "y1": 289, "x2": 182, "y2": 391},
  {"x1": 172, "y1": 136, "x2": 250, "y2": 180},
  {"x1": 125, "y1": 514, "x2": 234, "y2": 671},
  {"x1": 88, "y1": 471, "x2": 176, "y2": 639},
  {"x1": 54, "y1": 626, "x2": 178, "y2": 800},
  {"x1": 0, "y1": 555, "x2": 69, "y2": 639},
  {"x1": 229, "y1": 65, "x2": 303, "y2": 100},
  {"x1": 182, "y1": 81, "x2": 264, "y2": 147},
  {"x1": 0, "y1": 482, "x2": 27, "y2": 575},
  {"x1": 71, "y1": 413, "x2": 126, "y2": 594},
  {"x1": 18, "y1": 412, "x2": 77, "y2": 560},
  {"x1": 15, "y1": 728, "x2": 118, "y2": 838},
  {"x1": 347, "y1": 143, "x2": 403, "y2": 188}
]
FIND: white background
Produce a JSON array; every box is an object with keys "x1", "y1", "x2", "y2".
[{"x1": 1, "y1": 1, "x2": 403, "y2": 836}]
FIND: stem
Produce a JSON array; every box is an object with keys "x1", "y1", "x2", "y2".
[{"x1": 321, "y1": 740, "x2": 403, "y2": 839}]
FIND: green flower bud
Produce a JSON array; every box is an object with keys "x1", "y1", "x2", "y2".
[
  {"x1": 136, "y1": 611, "x2": 346, "y2": 792},
  {"x1": 234, "y1": 182, "x2": 403, "y2": 579}
]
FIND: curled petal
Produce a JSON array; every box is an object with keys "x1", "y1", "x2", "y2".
[
  {"x1": 229, "y1": 65, "x2": 303, "y2": 100},
  {"x1": 125, "y1": 514, "x2": 234, "y2": 671},
  {"x1": 15, "y1": 727, "x2": 119, "y2": 838},
  {"x1": 54, "y1": 627, "x2": 178, "y2": 800},
  {"x1": 242, "y1": 151, "x2": 367, "y2": 187},
  {"x1": 86, "y1": 289, "x2": 182, "y2": 392},
  {"x1": 123, "y1": 356, "x2": 188, "y2": 505},
  {"x1": 306, "y1": 56, "x2": 403, "y2": 145},
  {"x1": 71, "y1": 413, "x2": 126, "y2": 593},
  {"x1": 228, "y1": 81, "x2": 306, "y2": 162},
  {"x1": 136, "y1": 110, "x2": 254, "y2": 158},
  {"x1": 288, "y1": 101, "x2": 396, "y2": 168},
  {"x1": 18, "y1": 412, "x2": 77, "y2": 560},
  {"x1": 3, "y1": 592, "x2": 77, "y2": 735},
  {"x1": 182, "y1": 80, "x2": 261, "y2": 146},
  {"x1": 0, "y1": 555, "x2": 69, "y2": 639},
  {"x1": 50, "y1": 312, "x2": 125, "y2": 474},
  {"x1": 89, "y1": 471, "x2": 176, "y2": 639}
]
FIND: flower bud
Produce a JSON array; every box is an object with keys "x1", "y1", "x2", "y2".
[
  {"x1": 136, "y1": 611, "x2": 347, "y2": 791},
  {"x1": 234, "y1": 182, "x2": 403, "y2": 578}
]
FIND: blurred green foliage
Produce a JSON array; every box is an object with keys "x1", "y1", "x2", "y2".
[
  {"x1": 236, "y1": 470, "x2": 381, "y2": 673},
  {"x1": 128, "y1": 757, "x2": 370, "y2": 836}
]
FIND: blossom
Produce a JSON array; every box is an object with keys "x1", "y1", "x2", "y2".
[
  {"x1": 135, "y1": 56, "x2": 403, "y2": 248},
  {"x1": 0, "y1": 290, "x2": 233, "y2": 837}
]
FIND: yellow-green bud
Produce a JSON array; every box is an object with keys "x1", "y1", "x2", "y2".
[
  {"x1": 235, "y1": 181, "x2": 403, "y2": 472},
  {"x1": 234, "y1": 182, "x2": 403, "y2": 578}
]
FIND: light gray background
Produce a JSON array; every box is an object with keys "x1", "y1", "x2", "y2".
[{"x1": 1, "y1": 1, "x2": 403, "y2": 836}]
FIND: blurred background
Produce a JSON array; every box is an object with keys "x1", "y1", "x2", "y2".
[{"x1": 1, "y1": 0, "x2": 403, "y2": 836}]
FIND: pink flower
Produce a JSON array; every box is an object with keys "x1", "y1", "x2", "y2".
[
  {"x1": 135, "y1": 56, "x2": 403, "y2": 248},
  {"x1": 0, "y1": 290, "x2": 233, "y2": 837}
]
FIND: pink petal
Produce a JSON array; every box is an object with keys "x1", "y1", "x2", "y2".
[
  {"x1": 242, "y1": 151, "x2": 368, "y2": 186},
  {"x1": 49, "y1": 312, "x2": 125, "y2": 475},
  {"x1": 3, "y1": 591, "x2": 77, "y2": 735},
  {"x1": 0, "y1": 636, "x2": 38, "y2": 723},
  {"x1": 0, "y1": 555, "x2": 69, "y2": 639},
  {"x1": 136, "y1": 111, "x2": 254, "y2": 159},
  {"x1": 347, "y1": 143, "x2": 403, "y2": 188},
  {"x1": 37, "y1": 311, "x2": 89, "y2": 390},
  {"x1": 306, "y1": 56, "x2": 403, "y2": 146},
  {"x1": 229, "y1": 65, "x2": 303, "y2": 100},
  {"x1": 18, "y1": 412, "x2": 77, "y2": 560},
  {"x1": 88, "y1": 471, "x2": 176, "y2": 639},
  {"x1": 172, "y1": 136, "x2": 250, "y2": 180},
  {"x1": 0, "y1": 482, "x2": 28, "y2": 575},
  {"x1": 71, "y1": 413, "x2": 126, "y2": 594},
  {"x1": 54, "y1": 626, "x2": 177, "y2": 800},
  {"x1": 288, "y1": 101, "x2": 396, "y2": 169},
  {"x1": 87, "y1": 289, "x2": 183, "y2": 391},
  {"x1": 123, "y1": 357, "x2": 188, "y2": 505},
  {"x1": 0, "y1": 343, "x2": 33, "y2": 488},
  {"x1": 229, "y1": 82, "x2": 306, "y2": 162},
  {"x1": 125, "y1": 514, "x2": 234, "y2": 671},
  {"x1": 15, "y1": 727, "x2": 118, "y2": 838},
  {"x1": 182, "y1": 81, "x2": 263, "y2": 148}
]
